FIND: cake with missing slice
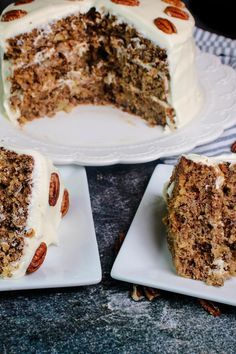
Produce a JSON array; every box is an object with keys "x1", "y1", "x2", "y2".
[
  {"x1": 164, "y1": 154, "x2": 236, "y2": 286},
  {"x1": 0, "y1": 146, "x2": 69, "y2": 278},
  {"x1": 0, "y1": 0, "x2": 203, "y2": 129}
]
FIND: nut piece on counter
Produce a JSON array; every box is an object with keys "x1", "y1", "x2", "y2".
[
  {"x1": 198, "y1": 299, "x2": 221, "y2": 317},
  {"x1": 131, "y1": 284, "x2": 161, "y2": 302}
]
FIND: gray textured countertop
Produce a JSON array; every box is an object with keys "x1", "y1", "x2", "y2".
[{"x1": 1, "y1": 162, "x2": 236, "y2": 354}]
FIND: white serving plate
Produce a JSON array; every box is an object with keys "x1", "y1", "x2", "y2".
[
  {"x1": 111, "y1": 164, "x2": 236, "y2": 307},
  {"x1": 0, "y1": 52, "x2": 236, "y2": 166},
  {"x1": 0, "y1": 165, "x2": 101, "y2": 291}
]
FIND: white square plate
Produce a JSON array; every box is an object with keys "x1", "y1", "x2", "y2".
[
  {"x1": 0, "y1": 165, "x2": 102, "y2": 291},
  {"x1": 111, "y1": 164, "x2": 236, "y2": 306}
]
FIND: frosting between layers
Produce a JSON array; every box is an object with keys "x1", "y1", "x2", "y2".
[
  {"x1": 0, "y1": 0, "x2": 203, "y2": 128},
  {"x1": 2, "y1": 146, "x2": 64, "y2": 279}
]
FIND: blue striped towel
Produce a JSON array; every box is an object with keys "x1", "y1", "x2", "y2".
[{"x1": 164, "y1": 28, "x2": 236, "y2": 165}]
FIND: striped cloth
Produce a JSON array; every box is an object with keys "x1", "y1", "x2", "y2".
[
  {"x1": 163, "y1": 28, "x2": 236, "y2": 165},
  {"x1": 194, "y1": 28, "x2": 236, "y2": 69}
]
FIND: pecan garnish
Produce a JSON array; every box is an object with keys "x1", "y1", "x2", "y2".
[
  {"x1": 15, "y1": 0, "x2": 34, "y2": 5},
  {"x1": 164, "y1": 6, "x2": 189, "y2": 20},
  {"x1": 198, "y1": 299, "x2": 221, "y2": 317},
  {"x1": 162, "y1": 0, "x2": 185, "y2": 8},
  {"x1": 49, "y1": 172, "x2": 60, "y2": 207},
  {"x1": 1, "y1": 9, "x2": 27, "y2": 21},
  {"x1": 61, "y1": 189, "x2": 70, "y2": 217},
  {"x1": 231, "y1": 141, "x2": 236, "y2": 153},
  {"x1": 154, "y1": 17, "x2": 177, "y2": 34},
  {"x1": 26, "y1": 242, "x2": 47, "y2": 274},
  {"x1": 111, "y1": 0, "x2": 140, "y2": 6}
]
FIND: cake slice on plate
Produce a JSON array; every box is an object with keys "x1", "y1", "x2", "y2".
[
  {"x1": 164, "y1": 154, "x2": 236, "y2": 286},
  {"x1": 0, "y1": 0, "x2": 203, "y2": 129},
  {"x1": 0, "y1": 146, "x2": 69, "y2": 278}
]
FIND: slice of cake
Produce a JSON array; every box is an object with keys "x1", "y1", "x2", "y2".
[
  {"x1": 164, "y1": 154, "x2": 236, "y2": 286},
  {"x1": 0, "y1": 0, "x2": 203, "y2": 129},
  {"x1": 0, "y1": 146, "x2": 69, "y2": 278}
]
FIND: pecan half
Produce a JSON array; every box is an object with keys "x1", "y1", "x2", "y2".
[
  {"x1": 154, "y1": 17, "x2": 177, "y2": 34},
  {"x1": 26, "y1": 242, "x2": 47, "y2": 274},
  {"x1": 143, "y1": 287, "x2": 161, "y2": 301},
  {"x1": 61, "y1": 189, "x2": 70, "y2": 217},
  {"x1": 198, "y1": 299, "x2": 221, "y2": 317},
  {"x1": 49, "y1": 173, "x2": 60, "y2": 207},
  {"x1": 162, "y1": 0, "x2": 185, "y2": 8},
  {"x1": 1, "y1": 9, "x2": 27, "y2": 21},
  {"x1": 164, "y1": 6, "x2": 189, "y2": 20},
  {"x1": 111, "y1": 0, "x2": 140, "y2": 6},
  {"x1": 131, "y1": 285, "x2": 144, "y2": 301},
  {"x1": 231, "y1": 141, "x2": 236, "y2": 153},
  {"x1": 15, "y1": 0, "x2": 34, "y2": 5}
]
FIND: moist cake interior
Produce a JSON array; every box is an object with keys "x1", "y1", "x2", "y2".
[
  {"x1": 165, "y1": 157, "x2": 236, "y2": 286},
  {"x1": 0, "y1": 147, "x2": 33, "y2": 277},
  {"x1": 6, "y1": 8, "x2": 173, "y2": 126}
]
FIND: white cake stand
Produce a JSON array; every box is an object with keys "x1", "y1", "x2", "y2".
[{"x1": 0, "y1": 52, "x2": 236, "y2": 166}]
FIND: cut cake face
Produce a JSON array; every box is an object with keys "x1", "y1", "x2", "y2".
[
  {"x1": 164, "y1": 154, "x2": 236, "y2": 286},
  {"x1": 0, "y1": 0, "x2": 203, "y2": 129},
  {"x1": 0, "y1": 146, "x2": 68, "y2": 278}
]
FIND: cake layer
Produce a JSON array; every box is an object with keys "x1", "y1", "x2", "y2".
[
  {"x1": 164, "y1": 154, "x2": 236, "y2": 286},
  {"x1": 0, "y1": 0, "x2": 203, "y2": 129},
  {"x1": 0, "y1": 146, "x2": 65, "y2": 278},
  {"x1": 3, "y1": 9, "x2": 172, "y2": 126}
]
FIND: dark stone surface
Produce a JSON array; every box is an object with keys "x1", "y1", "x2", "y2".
[{"x1": 0, "y1": 162, "x2": 236, "y2": 354}]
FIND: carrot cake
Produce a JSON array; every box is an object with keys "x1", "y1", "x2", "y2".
[
  {"x1": 164, "y1": 154, "x2": 236, "y2": 286},
  {"x1": 0, "y1": 146, "x2": 69, "y2": 278},
  {"x1": 0, "y1": 0, "x2": 203, "y2": 129}
]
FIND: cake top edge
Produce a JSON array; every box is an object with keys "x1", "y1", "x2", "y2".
[
  {"x1": 182, "y1": 153, "x2": 236, "y2": 166},
  {"x1": 0, "y1": 145, "x2": 55, "y2": 173},
  {"x1": 0, "y1": 0, "x2": 194, "y2": 49},
  {"x1": 0, "y1": 144, "x2": 47, "y2": 161}
]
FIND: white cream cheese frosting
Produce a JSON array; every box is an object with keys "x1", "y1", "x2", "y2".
[
  {"x1": 0, "y1": 0, "x2": 203, "y2": 128},
  {"x1": 1, "y1": 146, "x2": 64, "y2": 279},
  {"x1": 184, "y1": 153, "x2": 236, "y2": 167},
  {"x1": 163, "y1": 153, "x2": 236, "y2": 200}
]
